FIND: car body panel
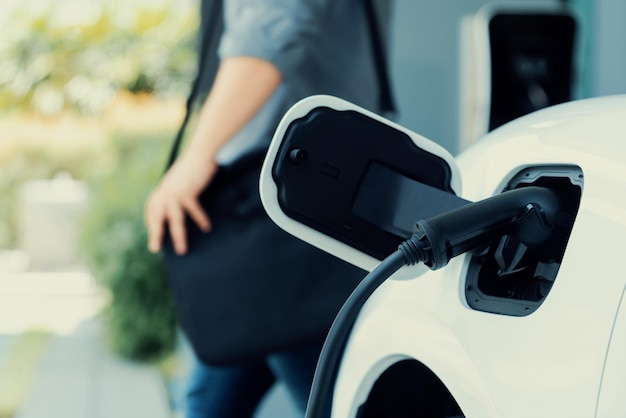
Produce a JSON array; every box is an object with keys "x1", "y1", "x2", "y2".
[{"x1": 333, "y1": 95, "x2": 626, "y2": 417}]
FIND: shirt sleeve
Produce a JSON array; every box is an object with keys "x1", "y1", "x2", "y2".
[{"x1": 218, "y1": 0, "x2": 326, "y2": 77}]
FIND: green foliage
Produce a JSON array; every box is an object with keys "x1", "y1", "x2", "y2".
[
  {"x1": 80, "y1": 130, "x2": 178, "y2": 362},
  {"x1": 0, "y1": 1, "x2": 198, "y2": 115},
  {"x1": 0, "y1": 0, "x2": 193, "y2": 362}
]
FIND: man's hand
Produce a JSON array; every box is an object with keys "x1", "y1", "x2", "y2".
[
  {"x1": 145, "y1": 155, "x2": 217, "y2": 255},
  {"x1": 145, "y1": 56, "x2": 281, "y2": 255}
]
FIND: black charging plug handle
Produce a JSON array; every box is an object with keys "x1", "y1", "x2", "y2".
[{"x1": 413, "y1": 186, "x2": 559, "y2": 270}]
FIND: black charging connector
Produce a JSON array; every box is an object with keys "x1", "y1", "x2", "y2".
[
  {"x1": 304, "y1": 186, "x2": 560, "y2": 418},
  {"x1": 411, "y1": 186, "x2": 559, "y2": 270}
]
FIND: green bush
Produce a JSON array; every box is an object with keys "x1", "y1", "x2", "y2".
[
  {"x1": 0, "y1": 0, "x2": 194, "y2": 362},
  {"x1": 0, "y1": 0, "x2": 198, "y2": 115},
  {"x1": 80, "y1": 130, "x2": 178, "y2": 362}
]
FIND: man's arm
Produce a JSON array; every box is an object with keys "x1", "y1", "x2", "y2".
[{"x1": 145, "y1": 56, "x2": 282, "y2": 255}]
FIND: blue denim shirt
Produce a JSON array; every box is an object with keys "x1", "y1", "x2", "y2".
[{"x1": 216, "y1": 0, "x2": 387, "y2": 163}]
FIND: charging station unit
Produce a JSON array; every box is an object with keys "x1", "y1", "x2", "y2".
[{"x1": 459, "y1": 3, "x2": 578, "y2": 150}]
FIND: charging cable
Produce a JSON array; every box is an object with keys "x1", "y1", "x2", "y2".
[{"x1": 304, "y1": 186, "x2": 559, "y2": 418}]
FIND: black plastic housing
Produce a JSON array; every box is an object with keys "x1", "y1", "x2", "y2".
[
  {"x1": 272, "y1": 107, "x2": 461, "y2": 260},
  {"x1": 488, "y1": 12, "x2": 576, "y2": 131}
]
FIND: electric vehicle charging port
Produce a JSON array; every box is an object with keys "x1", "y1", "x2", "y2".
[{"x1": 465, "y1": 165, "x2": 583, "y2": 316}]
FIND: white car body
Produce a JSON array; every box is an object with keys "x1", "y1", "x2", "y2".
[{"x1": 261, "y1": 95, "x2": 626, "y2": 417}]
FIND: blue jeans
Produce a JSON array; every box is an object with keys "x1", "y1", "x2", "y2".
[{"x1": 185, "y1": 342, "x2": 323, "y2": 418}]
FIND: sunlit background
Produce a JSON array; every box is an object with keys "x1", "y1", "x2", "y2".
[
  {"x1": 1, "y1": 0, "x2": 625, "y2": 417},
  {"x1": 0, "y1": 0, "x2": 199, "y2": 416}
]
